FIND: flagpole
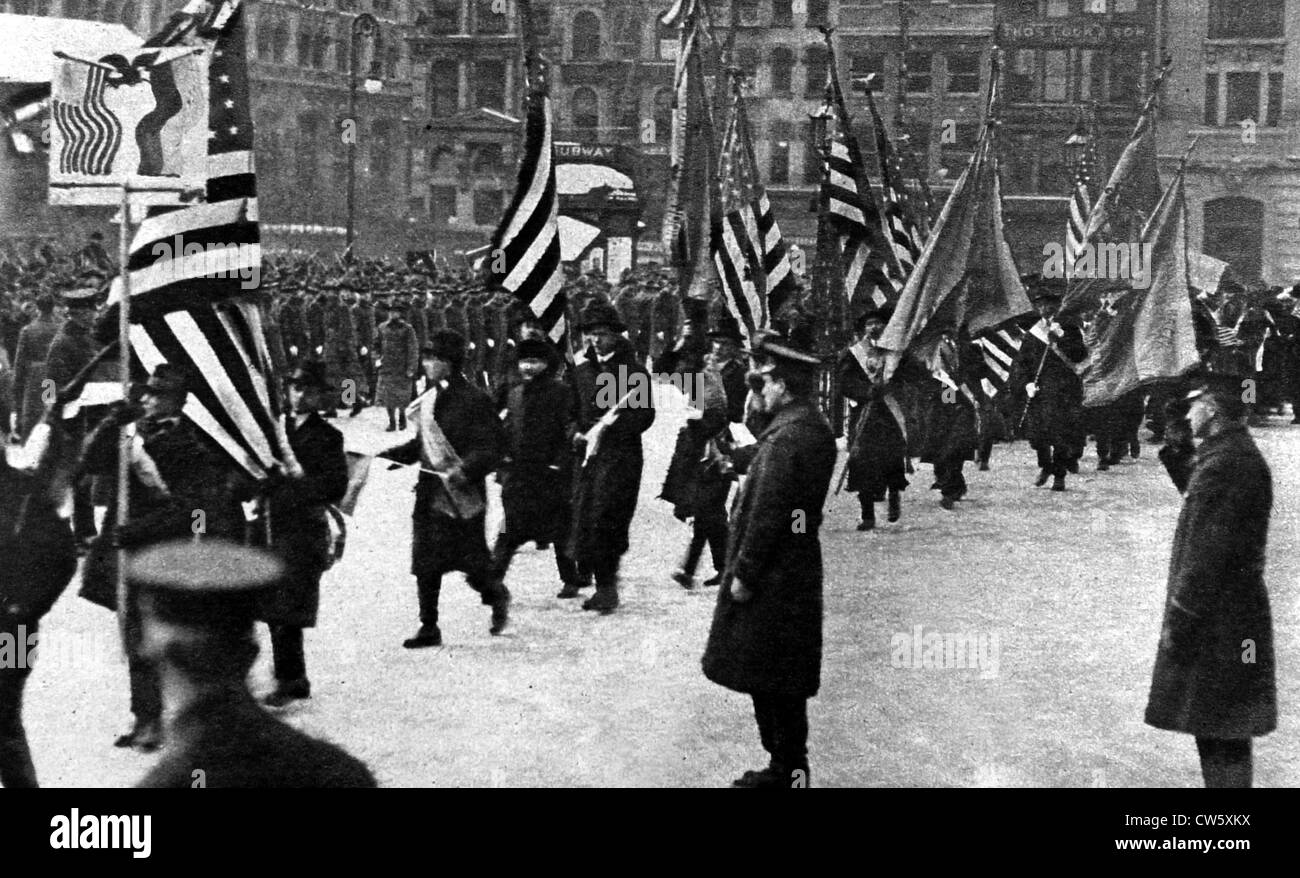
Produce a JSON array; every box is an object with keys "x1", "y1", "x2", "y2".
[{"x1": 116, "y1": 182, "x2": 132, "y2": 616}]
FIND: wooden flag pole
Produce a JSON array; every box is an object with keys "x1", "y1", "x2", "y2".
[{"x1": 115, "y1": 182, "x2": 132, "y2": 613}]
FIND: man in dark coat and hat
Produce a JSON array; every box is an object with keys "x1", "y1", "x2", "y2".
[
  {"x1": 702, "y1": 328, "x2": 836, "y2": 788},
  {"x1": 131, "y1": 540, "x2": 376, "y2": 788},
  {"x1": 257, "y1": 360, "x2": 349, "y2": 707},
  {"x1": 490, "y1": 338, "x2": 582, "y2": 596},
  {"x1": 1146, "y1": 373, "x2": 1275, "y2": 787},
  {"x1": 1008, "y1": 280, "x2": 1088, "y2": 491},
  {"x1": 379, "y1": 331, "x2": 510, "y2": 647},
  {"x1": 10, "y1": 292, "x2": 59, "y2": 441},
  {"x1": 375, "y1": 300, "x2": 419, "y2": 431},
  {"x1": 567, "y1": 301, "x2": 656, "y2": 612}
]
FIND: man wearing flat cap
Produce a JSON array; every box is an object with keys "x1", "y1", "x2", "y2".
[
  {"x1": 1146, "y1": 373, "x2": 1276, "y2": 787},
  {"x1": 256, "y1": 360, "x2": 349, "y2": 707},
  {"x1": 567, "y1": 300, "x2": 656, "y2": 611},
  {"x1": 702, "y1": 327, "x2": 836, "y2": 788},
  {"x1": 131, "y1": 540, "x2": 376, "y2": 787},
  {"x1": 379, "y1": 330, "x2": 510, "y2": 646},
  {"x1": 77, "y1": 363, "x2": 249, "y2": 752}
]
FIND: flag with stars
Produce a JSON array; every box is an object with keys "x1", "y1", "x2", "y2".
[
  {"x1": 710, "y1": 84, "x2": 796, "y2": 340},
  {"x1": 863, "y1": 86, "x2": 923, "y2": 282},
  {"x1": 1065, "y1": 124, "x2": 1097, "y2": 279},
  {"x1": 103, "y1": 0, "x2": 282, "y2": 479}
]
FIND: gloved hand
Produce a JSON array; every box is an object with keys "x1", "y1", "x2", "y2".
[{"x1": 1025, "y1": 382, "x2": 1038, "y2": 399}]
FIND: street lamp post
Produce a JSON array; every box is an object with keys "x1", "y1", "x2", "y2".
[{"x1": 346, "y1": 12, "x2": 384, "y2": 262}]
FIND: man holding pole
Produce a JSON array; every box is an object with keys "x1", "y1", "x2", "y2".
[{"x1": 566, "y1": 301, "x2": 656, "y2": 613}]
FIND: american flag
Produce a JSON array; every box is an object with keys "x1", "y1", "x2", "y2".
[
  {"x1": 973, "y1": 322, "x2": 1026, "y2": 398},
  {"x1": 863, "y1": 87, "x2": 923, "y2": 281},
  {"x1": 1064, "y1": 124, "x2": 1097, "y2": 279},
  {"x1": 485, "y1": 57, "x2": 565, "y2": 342},
  {"x1": 817, "y1": 57, "x2": 899, "y2": 312},
  {"x1": 659, "y1": 0, "x2": 686, "y2": 27},
  {"x1": 710, "y1": 84, "x2": 796, "y2": 339},
  {"x1": 105, "y1": 0, "x2": 282, "y2": 479}
]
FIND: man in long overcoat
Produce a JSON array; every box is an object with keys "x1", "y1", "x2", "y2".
[
  {"x1": 702, "y1": 329, "x2": 836, "y2": 788},
  {"x1": 45, "y1": 287, "x2": 103, "y2": 545},
  {"x1": 1146, "y1": 373, "x2": 1275, "y2": 787},
  {"x1": 258, "y1": 360, "x2": 349, "y2": 707},
  {"x1": 918, "y1": 332, "x2": 981, "y2": 510},
  {"x1": 490, "y1": 338, "x2": 581, "y2": 596},
  {"x1": 567, "y1": 301, "x2": 656, "y2": 613},
  {"x1": 1008, "y1": 282, "x2": 1087, "y2": 491},
  {"x1": 379, "y1": 332, "x2": 509, "y2": 647},
  {"x1": 10, "y1": 292, "x2": 59, "y2": 440},
  {"x1": 375, "y1": 301, "x2": 418, "y2": 431}
]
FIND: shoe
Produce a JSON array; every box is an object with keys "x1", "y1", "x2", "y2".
[
  {"x1": 399, "y1": 420, "x2": 407, "y2": 431},
  {"x1": 1051, "y1": 475, "x2": 1066, "y2": 492},
  {"x1": 402, "y1": 625, "x2": 442, "y2": 649},
  {"x1": 126, "y1": 718, "x2": 162, "y2": 753},
  {"x1": 1097, "y1": 458, "x2": 1109, "y2": 471},
  {"x1": 556, "y1": 582, "x2": 584, "y2": 599},
  {"x1": 263, "y1": 679, "x2": 311, "y2": 708},
  {"x1": 1033, "y1": 469, "x2": 1050, "y2": 487},
  {"x1": 385, "y1": 423, "x2": 396, "y2": 432},
  {"x1": 887, "y1": 492, "x2": 901, "y2": 522},
  {"x1": 535, "y1": 541, "x2": 550, "y2": 551},
  {"x1": 1066, "y1": 460, "x2": 1079, "y2": 474},
  {"x1": 857, "y1": 518, "x2": 875, "y2": 531},
  {"x1": 321, "y1": 410, "x2": 337, "y2": 419},
  {"x1": 978, "y1": 460, "x2": 990, "y2": 472},
  {"x1": 732, "y1": 766, "x2": 783, "y2": 788},
  {"x1": 582, "y1": 590, "x2": 619, "y2": 614},
  {"x1": 940, "y1": 497, "x2": 956, "y2": 510},
  {"x1": 1129, "y1": 440, "x2": 1141, "y2": 458},
  {"x1": 702, "y1": 572, "x2": 723, "y2": 587},
  {"x1": 489, "y1": 592, "x2": 511, "y2": 635},
  {"x1": 671, "y1": 569, "x2": 695, "y2": 590},
  {"x1": 349, "y1": 404, "x2": 364, "y2": 417}
]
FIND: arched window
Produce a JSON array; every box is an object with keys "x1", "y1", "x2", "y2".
[
  {"x1": 572, "y1": 11, "x2": 601, "y2": 61},
  {"x1": 385, "y1": 46, "x2": 401, "y2": 80},
  {"x1": 370, "y1": 120, "x2": 394, "y2": 189},
  {"x1": 653, "y1": 88, "x2": 673, "y2": 145},
  {"x1": 1204, "y1": 197, "x2": 1264, "y2": 281},
  {"x1": 804, "y1": 45, "x2": 829, "y2": 98},
  {"x1": 336, "y1": 23, "x2": 351, "y2": 72},
  {"x1": 571, "y1": 87, "x2": 599, "y2": 140},
  {"x1": 771, "y1": 47, "x2": 794, "y2": 95}
]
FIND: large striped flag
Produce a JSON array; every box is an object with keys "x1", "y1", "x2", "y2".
[
  {"x1": 816, "y1": 52, "x2": 899, "y2": 314},
  {"x1": 104, "y1": 0, "x2": 282, "y2": 479},
  {"x1": 711, "y1": 82, "x2": 796, "y2": 339},
  {"x1": 51, "y1": 66, "x2": 122, "y2": 175},
  {"x1": 863, "y1": 85, "x2": 923, "y2": 279},
  {"x1": 484, "y1": 56, "x2": 565, "y2": 342},
  {"x1": 973, "y1": 321, "x2": 1026, "y2": 398}
]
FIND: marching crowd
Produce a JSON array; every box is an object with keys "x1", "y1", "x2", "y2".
[{"x1": 0, "y1": 236, "x2": 1290, "y2": 788}]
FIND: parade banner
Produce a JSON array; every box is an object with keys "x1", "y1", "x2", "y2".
[{"x1": 48, "y1": 45, "x2": 209, "y2": 205}]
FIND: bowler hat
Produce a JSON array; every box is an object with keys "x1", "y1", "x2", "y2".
[{"x1": 577, "y1": 300, "x2": 626, "y2": 333}]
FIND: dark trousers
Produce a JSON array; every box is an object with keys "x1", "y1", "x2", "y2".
[
  {"x1": 752, "y1": 693, "x2": 810, "y2": 779},
  {"x1": 73, "y1": 477, "x2": 96, "y2": 542},
  {"x1": 417, "y1": 566, "x2": 505, "y2": 628},
  {"x1": 683, "y1": 508, "x2": 727, "y2": 576},
  {"x1": 1034, "y1": 443, "x2": 1072, "y2": 478},
  {"x1": 270, "y1": 625, "x2": 307, "y2": 683},
  {"x1": 120, "y1": 581, "x2": 161, "y2": 723},
  {"x1": 0, "y1": 620, "x2": 37, "y2": 788},
  {"x1": 491, "y1": 531, "x2": 578, "y2": 587},
  {"x1": 933, "y1": 458, "x2": 968, "y2": 501},
  {"x1": 1196, "y1": 737, "x2": 1253, "y2": 788}
]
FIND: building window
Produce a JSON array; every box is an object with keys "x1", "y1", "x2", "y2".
[
  {"x1": 1268, "y1": 73, "x2": 1283, "y2": 126},
  {"x1": 771, "y1": 48, "x2": 794, "y2": 94},
  {"x1": 471, "y1": 142, "x2": 503, "y2": 174},
  {"x1": 477, "y1": 0, "x2": 507, "y2": 35},
  {"x1": 474, "y1": 189, "x2": 504, "y2": 226},
  {"x1": 370, "y1": 120, "x2": 394, "y2": 188},
  {"x1": 572, "y1": 11, "x2": 601, "y2": 60},
  {"x1": 850, "y1": 53, "x2": 884, "y2": 91},
  {"x1": 1204, "y1": 74, "x2": 1219, "y2": 126},
  {"x1": 1204, "y1": 197, "x2": 1263, "y2": 280},
  {"x1": 1042, "y1": 50, "x2": 1067, "y2": 101},
  {"x1": 1226, "y1": 72, "x2": 1263, "y2": 124},
  {"x1": 940, "y1": 121, "x2": 979, "y2": 177},
  {"x1": 571, "y1": 87, "x2": 599, "y2": 139},
  {"x1": 736, "y1": 0, "x2": 759, "y2": 25},
  {"x1": 296, "y1": 113, "x2": 322, "y2": 196},
  {"x1": 772, "y1": 0, "x2": 793, "y2": 27},
  {"x1": 429, "y1": 61, "x2": 459, "y2": 116},
  {"x1": 430, "y1": 185, "x2": 457, "y2": 224},
  {"x1": 1046, "y1": 0, "x2": 1069, "y2": 17},
  {"x1": 256, "y1": 17, "x2": 274, "y2": 58},
  {"x1": 735, "y1": 48, "x2": 759, "y2": 80},
  {"x1": 905, "y1": 52, "x2": 931, "y2": 94},
  {"x1": 1114, "y1": 0, "x2": 1138, "y2": 11},
  {"x1": 805, "y1": 0, "x2": 828, "y2": 28},
  {"x1": 297, "y1": 30, "x2": 312, "y2": 67},
  {"x1": 805, "y1": 45, "x2": 829, "y2": 98},
  {"x1": 657, "y1": 18, "x2": 679, "y2": 61},
  {"x1": 654, "y1": 88, "x2": 673, "y2": 144},
  {"x1": 475, "y1": 59, "x2": 506, "y2": 110},
  {"x1": 1209, "y1": 0, "x2": 1284, "y2": 39},
  {"x1": 385, "y1": 46, "x2": 401, "y2": 80},
  {"x1": 947, "y1": 53, "x2": 980, "y2": 95},
  {"x1": 429, "y1": 0, "x2": 460, "y2": 33},
  {"x1": 1007, "y1": 49, "x2": 1034, "y2": 102},
  {"x1": 769, "y1": 121, "x2": 791, "y2": 185},
  {"x1": 803, "y1": 124, "x2": 822, "y2": 184},
  {"x1": 533, "y1": 0, "x2": 552, "y2": 35},
  {"x1": 1107, "y1": 54, "x2": 1140, "y2": 105},
  {"x1": 311, "y1": 34, "x2": 329, "y2": 69},
  {"x1": 336, "y1": 23, "x2": 350, "y2": 72},
  {"x1": 339, "y1": 0, "x2": 357, "y2": 9},
  {"x1": 373, "y1": 0, "x2": 393, "y2": 16}
]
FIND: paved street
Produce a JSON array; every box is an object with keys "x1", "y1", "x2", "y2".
[{"x1": 25, "y1": 388, "x2": 1300, "y2": 787}]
